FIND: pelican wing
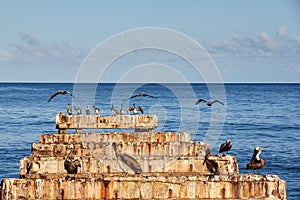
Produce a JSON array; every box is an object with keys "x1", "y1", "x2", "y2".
[
  {"x1": 196, "y1": 99, "x2": 206, "y2": 105},
  {"x1": 211, "y1": 100, "x2": 224, "y2": 105}
]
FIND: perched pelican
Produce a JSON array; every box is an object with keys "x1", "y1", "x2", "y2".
[
  {"x1": 67, "y1": 104, "x2": 72, "y2": 115},
  {"x1": 112, "y1": 142, "x2": 142, "y2": 174},
  {"x1": 196, "y1": 99, "x2": 224, "y2": 106},
  {"x1": 93, "y1": 105, "x2": 100, "y2": 115},
  {"x1": 64, "y1": 144, "x2": 81, "y2": 180},
  {"x1": 203, "y1": 149, "x2": 219, "y2": 175},
  {"x1": 111, "y1": 104, "x2": 119, "y2": 115},
  {"x1": 86, "y1": 105, "x2": 91, "y2": 115},
  {"x1": 73, "y1": 106, "x2": 82, "y2": 115},
  {"x1": 26, "y1": 151, "x2": 40, "y2": 174},
  {"x1": 127, "y1": 103, "x2": 143, "y2": 115},
  {"x1": 246, "y1": 146, "x2": 266, "y2": 174},
  {"x1": 48, "y1": 90, "x2": 75, "y2": 102},
  {"x1": 124, "y1": 93, "x2": 156, "y2": 100},
  {"x1": 119, "y1": 104, "x2": 125, "y2": 115},
  {"x1": 219, "y1": 139, "x2": 232, "y2": 155}
]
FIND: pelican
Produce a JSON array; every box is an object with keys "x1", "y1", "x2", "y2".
[
  {"x1": 112, "y1": 142, "x2": 142, "y2": 174},
  {"x1": 26, "y1": 151, "x2": 40, "y2": 174},
  {"x1": 64, "y1": 144, "x2": 81, "y2": 180},
  {"x1": 203, "y1": 149, "x2": 219, "y2": 175},
  {"x1": 124, "y1": 93, "x2": 156, "y2": 100},
  {"x1": 93, "y1": 105, "x2": 100, "y2": 115},
  {"x1": 48, "y1": 90, "x2": 75, "y2": 102},
  {"x1": 111, "y1": 104, "x2": 119, "y2": 115},
  {"x1": 219, "y1": 139, "x2": 232, "y2": 155},
  {"x1": 86, "y1": 105, "x2": 91, "y2": 115},
  {"x1": 127, "y1": 103, "x2": 143, "y2": 115},
  {"x1": 196, "y1": 99, "x2": 224, "y2": 106},
  {"x1": 246, "y1": 146, "x2": 266, "y2": 174},
  {"x1": 67, "y1": 104, "x2": 72, "y2": 115},
  {"x1": 73, "y1": 106, "x2": 82, "y2": 115},
  {"x1": 120, "y1": 104, "x2": 125, "y2": 115}
]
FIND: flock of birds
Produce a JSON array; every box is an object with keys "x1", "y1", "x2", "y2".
[{"x1": 30, "y1": 89, "x2": 266, "y2": 178}]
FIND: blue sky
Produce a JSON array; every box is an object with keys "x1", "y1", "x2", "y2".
[{"x1": 0, "y1": 1, "x2": 299, "y2": 82}]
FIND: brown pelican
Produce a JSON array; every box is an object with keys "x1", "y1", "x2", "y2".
[
  {"x1": 111, "y1": 104, "x2": 119, "y2": 115},
  {"x1": 120, "y1": 104, "x2": 125, "y2": 115},
  {"x1": 196, "y1": 99, "x2": 224, "y2": 106},
  {"x1": 127, "y1": 103, "x2": 143, "y2": 115},
  {"x1": 219, "y1": 139, "x2": 232, "y2": 155},
  {"x1": 203, "y1": 149, "x2": 219, "y2": 175},
  {"x1": 246, "y1": 146, "x2": 266, "y2": 174},
  {"x1": 67, "y1": 104, "x2": 72, "y2": 115},
  {"x1": 48, "y1": 90, "x2": 75, "y2": 102},
  {"x1": 64, "y1": 144, "x2": 81, "y2": 180},
  {"x1": 86, "y1": 105, "x2": 90, "y2": 115},
  {"x1": 112, "y1": 142, "x2": 142, "y2": 174},
  {"x1": 73, "y1": 106, "x2": 82, "y2": 115},
  {"x1": 93, "y1": 105, "x2": 100, "y2": 115},
  {"x1": 26, "y1": 151, "x2": 40, "y2": 174},
  {"x1": 124, "y1": 93, "x2": 156, "y2": 100}
]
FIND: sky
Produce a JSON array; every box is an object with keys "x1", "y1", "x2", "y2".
[{"x1": 0, "y1": 0, "x2": 300, "y2": 83}]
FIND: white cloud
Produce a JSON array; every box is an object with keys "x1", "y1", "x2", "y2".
[
  {"x1": 0, "y1": 48, "x2": 11, "y2": 61},
  {"x1": 207, "y1": 27, "x2": 300, "y2": 57}
]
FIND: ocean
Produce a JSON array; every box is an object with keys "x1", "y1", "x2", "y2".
[{"x1": 0, "y1": 83, "x2": 299, "y2": 199}]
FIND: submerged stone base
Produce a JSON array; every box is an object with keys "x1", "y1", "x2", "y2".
[{"x1": 1, "y1": 174, "x2": 285, "y2": 199}]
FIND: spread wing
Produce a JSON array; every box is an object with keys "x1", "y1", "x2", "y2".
[
  {"x1": 196, "y1": 99, "x2": 207, "y2": 105},
  {"x1": 48, "y1": 91, "x2": 61, "y2": 102},
  {"x1": 48, "y1": 90, "x2": 74, "y2": 102},
  {"x1": 211, "y1": 100, "x2": 224, "y2": 105}
]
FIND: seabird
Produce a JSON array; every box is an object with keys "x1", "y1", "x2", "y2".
[
  {"x1": 111, "y1": 104, "x2": 119, "y2": 115},
  {"x1": 48, "y1": 90, "x2": 75, "y2": 102},
  {"x1": 73, "y1": 106, "x2": 82, "y2": 115},
  {"x1": 93, "y1": 105, "x2": 100, "y2": 115},
  {"x1": 219, "y1": 139, "x2": 232, "y2": 155},
  {"x1": 127, "y1": 103, "x2": 143, "y2": 115},
  {"x1": 203, "y1": 149, "x2": 219, "y2": 175},
  {"x1": 124, "y1": 93, "x2": 156, "y2": 100},
  {"x1": 64, "y1": 144, "x2": 81, "y2": 180},
  {"x1": 26, "y1": 151, "x2": 40, "y2": 174},
  {"x1": 86, "y1": 105, "x2": 91, "y2": 115},
  {"x1": 120, "y1": 104, "x2": 125, "y2": 115},
  {"x1": 246, "y1": 146, "x2": 266, "y2": 174},
  {"x1": 112, "y1": 142, "x2": 142, "y2": 174},
  {"x1": 196, "y1": 99, "x2": 224, "y2": 106},
  {"x1": 67, "y1": 104, "x2": 72, "y2": 115}
]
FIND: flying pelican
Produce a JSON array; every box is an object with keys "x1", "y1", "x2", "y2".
[
  {"x1": 73, "y1": 106, "x2": 82, "y2": 115},
  {"x1": 48, "y1": 90, "x2": 75, "y2": 102},
  {"x1": 64, "y1": 144, "x2": 81, "y2": 180},
  {"x1": 112, "y1": 142, "x2": 142, "y2": 174},
  {"x1": 124, "y1": 93, "x2": 156, "y2": 100},
  {"x1": 219, "y1": 139, "x2": 232, "y2": 155},
  {"x1": 196, "y1": 99, "x2": 224, "y2": 106},
  {"x1": 86, "y1": 105, "x2": 91, "y2": 115},
  {"x1": 246, "y1": 146, "x2": 266, "y2": 174},
  {"x1": 67, "y1": 104, "x2": 72, "y2": 115},
  {"x1": 93, "y1": 105, "x2": 100, "y2": 115},
  {"x1": 111, "y1": 104, "x2": 119, "y2": 115},
  {"x1": 203, "y1": 149, "x2": 219, "y2": 175}
]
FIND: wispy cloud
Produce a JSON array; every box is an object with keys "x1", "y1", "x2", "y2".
[
  {"x1": 7, "y1": 31, "x2": 88, "y2": 65},
  {"x1": 207, "y1": 26, "x2": 300, "y2": 57},
  {"x1": 0, "y1": 48, "x2": 11, "y2": 61}
]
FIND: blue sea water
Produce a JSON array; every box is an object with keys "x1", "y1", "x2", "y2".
[{"x1": 0, "y1": 83, "x2": 299, "y2": 199}]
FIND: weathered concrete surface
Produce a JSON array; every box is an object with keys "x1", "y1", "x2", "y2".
[
  {"x1": 56, "y1": 113, "x2": 158, "y2": 132},
  {"x1": 1, "y1": 174, "x2": 286, "y2": 199}
]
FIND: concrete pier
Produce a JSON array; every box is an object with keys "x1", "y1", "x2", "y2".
[{"x1": 0, "y1": 114, "x2": 286, "y2": 199}]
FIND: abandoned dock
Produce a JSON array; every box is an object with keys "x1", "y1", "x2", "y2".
[{"x1": 0, "y1": 113, "x2": 286, "y2": 199}]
